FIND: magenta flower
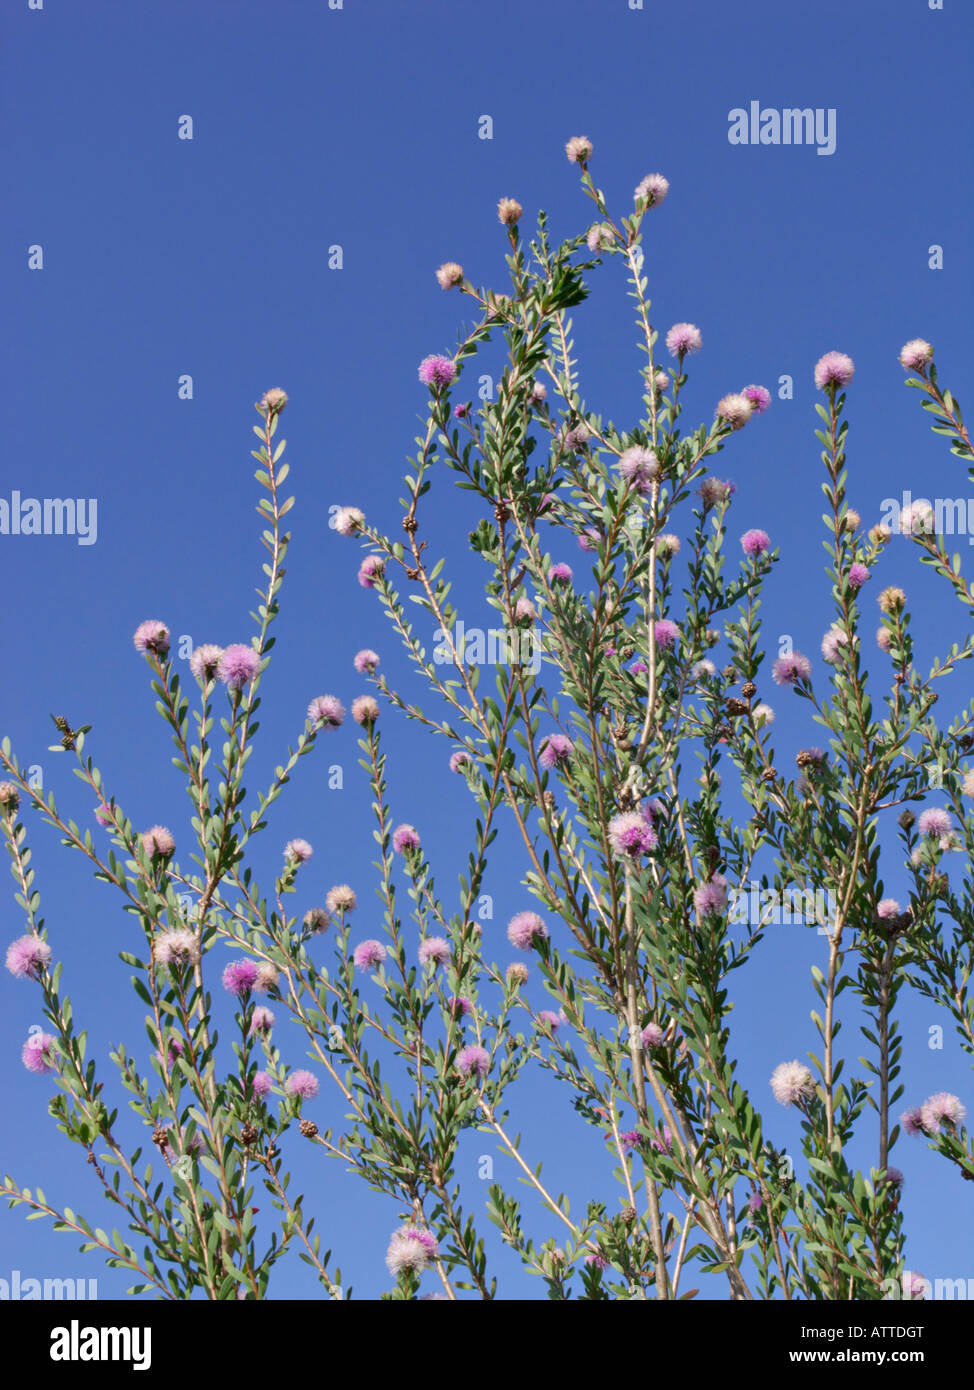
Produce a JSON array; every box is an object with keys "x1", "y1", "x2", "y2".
[
  {"x1": 419, "y1": 936, "x2": 451, "y2": 968},
  {"x1": 418, "y1": 355, "x2": 457, "y2": 389},
  {"x1": 392, "y1": 824, "x2": 420, "y2": 854},
  {"x1": 693, "y1": 875, "x2": 728, "y2": 917},
  {"x1": 585, "y1": 1252, "x2": 609, "y2": 1270},
  {"x1": 748, "y1": 1191, "x2": 763, "y2": 1214},
  {"x1": 900, "y1": 1107, "x2": 924, "y2": 1136},
  {"x1": 284, "y1": 1070, "x2": 319, "y2": 1099},
  {"x1": 772, "y1": 653, "x2": 811, "y2": 686},
  {"x1": 899, "y1": 339, "x2": 933, "y2": 371},
  {"x1": 141, "y1": 825, "x2": 175, "y2": 858},
  {"x1": 218, "y1": 644, "x2": 261, "y2": 689},
  {"x1": 539, "y1": 734, "x2": 574, "y2": 770},
  {"x1": 653, "y1": 619, "x2": 679, "y2": 650},
  {"x1": 386, "y1": 1225, "x2": 439, "y2": 1275},
  {"x1": 917, "y1": 808, "x2": 951, "y2": 837},
  {"x1": 549, "y1": 563, "x2": 573, "y2": 585},
  {"x1": 94, "y1": 802, "x2": 115, "y2": 827},
  {"x1": 770, "y1": 1061, "x2": 816, "y2": 1107},
  {"x1": 284, "y1": 838, "x2": 313, "y2": 865},
  {"x1": 847, "y1": 563, "x2": 870, "y2": 589},
  {"x1": 189, "y1": 644, "x2": 224, "y2": 682},
  {"x1": 641, "y1": 1023, "x2": 664, "y2": 1048},
  {"x1": 252, "y1": 1071, "x2": 273, "y2": 1098},
  {"x1": 456, "y1": 1044, "x2": 490, "y2": 1079},
  {"x1": 358, "y1": 555, "x2": 386, "y2": 589},
  {"x1": 635, "y1": 172, "x2": 669, "y2": 206},
  {"x1": 617, "y1": 445, "x2": 659, "y2": 494},
  {"x1": 353, "y1": 940, "x2": 387, "y2": 970},
  {"x1": 449, "y1": 995, "x2": 473, "y2": 1018},
  {"x1": 133, "y1": 620, "x2": 170, "y2": 658},
  {"x1": 354, "y1": 649, "x2": 380, "y2": 675},
  {"x1": 919, "y1": 1092, "x2": 966, "y2": 1134},
  {"x1": 619, "y1": 1129, "x2": 641, "y2": 1155},
  {"x1": 223, "y1": 959, "x2": 259, "y2": 996},
  {"x1": 741, "y1": 529, "x2": 770, "y2": 557},
  {"x1": 666, "y1": 323, "x2": 702, "y2": 357},
  {"x1": 449, "y1": 750, "x2": 473, "y2": 773},
  {"x1": 326, "y1": 884, "x2": 356, "y2": 914},
  {"x1": 22, "y1": 1032, "x2": 57, "y2": 1075},
  {"x1": 577, "y1": 528, "x2": 600, "y2": 553},
  {"x1": 507, "y1": 912, "x2": 548, "y2": 951},
  {"x1": 630, "y1": 660, "x2": 648, "y2": 675},
  {"x1": 6, "y1": 935, "x2": 52, "y2": 980},
  {"x1": 351, "y1": 695, "x2": 380, "y2": 726},
  {"x1": 248, "y1": 1006, "x2": 275, "y2": 1036},
  {"x1": 454, "y1": 402, "x2": 470, "y2": 418},
  {"x1": 307, "y1": 694, "x2": 345, "y2": 728},
  {"x1": 742, "y1": 384, "x2": 771, "y2": 414},
  {"x1": 814, "y1": 351, "x2": 855, "y2": 390},
  {"x1": 649, "y1": 1126, "x2": 673, "y2": 1154},
  {"x1": 608, "y1": 811, "x2": 658, "y2": 859}
]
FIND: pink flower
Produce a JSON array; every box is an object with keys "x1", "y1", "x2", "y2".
[
  {"x1": 284, "y1": 839, "x2": 312, "y2": 866},
  {"x1": 900, "y1": 1107, "x2": 925, "y2": 1136},
  {"x1": 565, "y1": 135, "x2": 592, "y2": 163},
  {"x1": 94, "y1": 802, "x2": 115, "y2": 827},
  {"x1": 358, "y1": 555, "x2": 386, "y2": 589},
  {"x1": 917, "y1": 808, "x2": 951, "y2": 838},
  {"x1": 392, "y1": 824, "x2": 420, "y2": 854},
  {"x1": 497, "y1": 196, "x2": 523, "y2": 225},
  {"x1": 741, "y1": 529, "x2": 770, "y2": 557},
  {"x1": 218, "y1": 644, "x2": 261, "y2": 689},
  {"x1": 189, "y1": 644, "x2": 224, "y2": 681},
  {"x1": 386, "y1": 1225, "x2": 438, "y2": 1275},
  {"x1": 419, "y1": 937, "x2": 451, "y2": 967},
  {"x1": 449, "y1": 750, "x2": 473, "y2": 773},
  {"x1": 770, "y1": 1060, "x2": 815, "y2": 1107},
  {"x1": 876, "y1": 627, "x2": 892, "y2": 652},
  {"x1": 653, "y1": 619, "x2": 679, "y2": 650},
  {"x1": 326, "y1": 884, "x2": 356, "y2": 914},
  {"x1": 716, "y1": 393, "x2": 753, "y2": 430},
  {"x1": 617, "y1": 446, "x2": 659, "y2": 494},
  {"x1": 351, "y1": 695, "x2": 380, "y2": 726},
  {"x1": 772, "y1": 653, "x2": 811, "y2": 686},
  {"x1": 259, "y1": 388, "x2": 288, "y2": 414},
  {"x1": 255, "y1": 963, "x2": 279, "y2": 993},
  {"x1": 877, "y1": 899, "x2": 900, "y2": 920},
  {"x1": 449, "y1": 995, "x2": 473, "y2": 1018},
  {"x1": 698, "y1": 477, "x2": 735, "y2": 508},
  {"x1": 821, "y1": 627, "x2": 849, "y2": 664},
  {"x1": 506, "y1": 962, "x2": 529, "y2": 986},
  {"x1": 252, "y1": 1071, "x2": 273, "y2": 1098},
  {"x1": 539, "y1": 734, "x2": 574, "y2": 770},
  {"x1": 304, "y1": 908, "x2": 329, "y2": 935},
  {"x1": 919, "y1": 1092, "x2": 965, "y2": 1134},
  {"x1": 22, "y1": 1032, "x2": 57, "y2": 1075},
  {"x1": 152, "y1": 930, "x2": 199, "y2": 967},
  {"x1": 635, "y1": 173, "x2": 669, "y2": 206},
  {"x1": 902, "y1": 1271, "x2": 928, "y2": 1300},
  {"x1": 141, "y1": 825, "x2": 175, "y2": 858},
  {"x1": 586, "y1": 222, "x2": 614, "y2": 252},
  {"x1": 577, "y1": 528, "x2": 600, "y2": 553},
  {"x1": 529, "y1": 381, "x2": 547, "y2": 405},
  {"x1": 649, "y1": 1126, "x2": 673, "y2": 1154},
  {"x1": 514, "y1": 597, "x2": 537, "y2": 624},
  {"x1": 666, "y1": 323, "x2": 701, "y2": 357},
  {"x1": 608, "y1": 811, "x2": 658, "y2": 859},
  {"x1": 549, "y1": 563, "x2": 573, "y2": 585},
  {"x1": 334, "y1": 506, "x2": 365, "y2": 538},
  {"x1": 353, "y1": 940, "x2": 387, "y2": 970},
  {"x1": 418, "y1": 355, "x2": 457, "y2": 388},
  {"x1": 354, "y1": 649, "x2": 380, "y2": 675},
  {"x1": 814, "y1": 351, "x2": 855, "y2": 390},
  {"x1": 435, "y1": 261, "x2": 464, "y2": 289},
  {"x1": 6, "y1": 935, "x2": 51, "y2": 980},
  {"x1": 693, "y1": 875, "x2": 728, "y2": 917},
  {"x1": 742, "y1": 385, "x2": 771, "y2": 414},
  {"x1": 899, "y1": 340, "x2": 933, "y2": 371},
  {"x1": 133, "y1": 620, "x2": 170, "y2": 657},
  {"x1": 847, "y1": 563, "x2": 870, "y2": 589},
  {"x1": 308, "y1": 695, "x2": 345, "y2": 728},
  {"x1": 284, "y1": 1069, "x2": 319, "y2": 1099},
  {"x1": 223, "y1": 959, "x2": 259, "y2": 996},
  {"x1": 641, "y1": 1022, "x2": 664, "y2": 1048},
  {"x1": 585, "y1": 1252, "x2": 609, "y2": 1270},
  {"x1": 248, "y1": 1006, "x2": 275, "y2": 1036},
  {"x1": 507, "y1": 912, "x2": 548, "y2": 950},
  {"x1": 456, "y1": 1045, "x2": 490, "y2": 1078}
]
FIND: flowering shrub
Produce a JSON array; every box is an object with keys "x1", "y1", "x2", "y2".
[{"x1": 3, "y1": 142, "x2": 973, "y2": 1301}]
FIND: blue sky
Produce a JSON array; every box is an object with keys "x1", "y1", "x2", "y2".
[{"x1": 2, "y1": 0, "x2": 972, "y2": 1300}]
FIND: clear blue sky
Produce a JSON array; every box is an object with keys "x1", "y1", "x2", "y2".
[{"x1": 2, "y1": 0, "x2": 972, "y2": 1300}]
